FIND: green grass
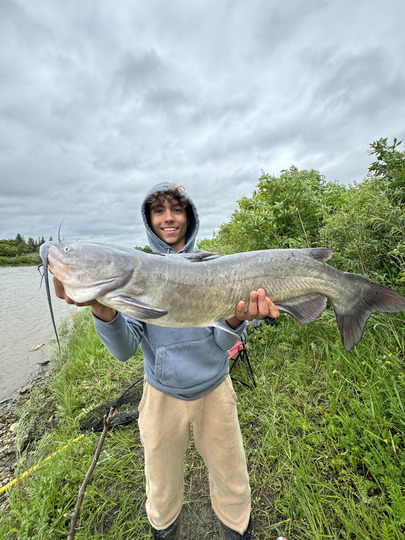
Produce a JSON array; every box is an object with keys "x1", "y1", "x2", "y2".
[{"x1": 1, "y1": 308, "x2": 405, "y2": 539}]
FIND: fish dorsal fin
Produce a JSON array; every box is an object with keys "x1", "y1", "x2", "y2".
[
  {"x1": 150, "y1": 251, "x2": 219, "y2": 262},
  {"x1": 179, "y1": 252, "x2": 219, "y2": 262},
  {"x1": 305, "y1": 248, "x2": 334, "y2": 261},
  {"x1": 160, "y1": 252, "x2": 220, "y2": 262}
]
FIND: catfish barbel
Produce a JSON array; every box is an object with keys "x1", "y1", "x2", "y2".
[{"x1": 40, "y1": 241, "x2": 405, "y2": 351}]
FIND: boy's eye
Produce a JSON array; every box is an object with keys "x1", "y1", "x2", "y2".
[{"x1": 152, "y1": 206, "x2": 184, "y2": 214}]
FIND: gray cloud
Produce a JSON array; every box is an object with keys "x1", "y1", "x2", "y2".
[{"x1": 1, "y1": 0, "x2": 404, "y2": 247}]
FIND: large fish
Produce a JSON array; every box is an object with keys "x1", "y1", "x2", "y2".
[{"x1": 40, "y1": 241, "x2": 405, "y2": 351}]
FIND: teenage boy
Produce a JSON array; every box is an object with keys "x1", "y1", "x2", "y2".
[{"x1": 54, "y1": 183, "x2": 282, "y2": 540}]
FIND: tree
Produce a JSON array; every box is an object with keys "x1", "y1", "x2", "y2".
[
  {"x1": 135, "y1": 245, "x2": 153, "y2": 253},
  {"x1": 199, "y1": 167, "x2": 345, "y2": 254},
  {"x1": 15, "y1": 233, "x2": 25, "y2": 246},
  {"x1": 369, "y1": 137, "x2": 405, "y2": 203},
  {"x1": 199, "y1": 148, "x2": 404, "y2": 289}
]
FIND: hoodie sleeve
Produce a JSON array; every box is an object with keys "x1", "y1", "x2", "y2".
[{"x1": 92, "y1": 311, "x2": 144, "y2": 362}]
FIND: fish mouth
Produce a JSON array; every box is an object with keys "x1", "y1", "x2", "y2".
[
  {"x1": 45, "y1": 242, "x2": 133, "y2": 300},
  {"x1": 39, "y1": 241, "x2": 135, "y2": 348}
]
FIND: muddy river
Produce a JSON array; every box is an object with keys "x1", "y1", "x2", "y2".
[{"x1": 0, "y1": 266, "x2": 79, "y2": 406}]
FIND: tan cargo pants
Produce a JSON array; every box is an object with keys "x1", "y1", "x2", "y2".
[{"x1": 138, "y1": 376, "x2": 251, "y2": 534}]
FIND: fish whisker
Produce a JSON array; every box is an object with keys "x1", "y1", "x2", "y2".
[
  {"x1": 39, "y1": 245, "x2": 61, "y2": 350},
  {"x1": 58, "y1": 220, "x2": 65, "y2": 243}
]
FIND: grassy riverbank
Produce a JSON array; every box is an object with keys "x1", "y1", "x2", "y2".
[
  {"x1": 0, "y1": 253, "x2": 41, "y2": 267},
  {"x1": 1, "y1": 308, "x2": 405, "y2": 539}
]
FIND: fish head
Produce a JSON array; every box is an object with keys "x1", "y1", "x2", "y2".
[{"x1": 40, "y1": 241, "x2": 135, "y2": 302}]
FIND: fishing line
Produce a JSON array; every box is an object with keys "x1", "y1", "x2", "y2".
[
  {"x1": 0, "y1": 378, "x2": 143, "y2": 495},
  {"x1": 0, "y1": 434, "x2": 85, "y2": 495}
]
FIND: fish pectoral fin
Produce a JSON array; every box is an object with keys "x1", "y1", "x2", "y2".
[
  {"x1": 212, "y1": 321, "x2": 240, "y2": 336},
  {"x1": 114, "y1": 296, "x2": 168, "y2": 319},
  {"x1": 276, "y1": 294, "x2": 327, "y2": 324}
]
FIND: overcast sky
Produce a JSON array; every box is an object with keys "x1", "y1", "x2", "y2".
[{"x1": 1, "y1": 0, "x2": 404, "y2": 248}]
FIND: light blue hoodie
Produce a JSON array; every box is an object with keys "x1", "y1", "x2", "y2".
[{"x1": 93, "y1": 182, "x2": 246, "y2": 400}]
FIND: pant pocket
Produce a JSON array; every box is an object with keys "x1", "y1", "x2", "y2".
[{"x1": 224, "y1": 375, "x2": 238, "y2": 402}]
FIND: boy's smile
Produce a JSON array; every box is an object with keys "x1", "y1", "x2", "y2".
[{"x1": 150, "y1": 199, "x2": 188, "y2": 252}]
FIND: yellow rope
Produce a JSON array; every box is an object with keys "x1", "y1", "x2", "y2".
[{"x1": 0, "y1": 433, "x2": 85, "y2": 495}]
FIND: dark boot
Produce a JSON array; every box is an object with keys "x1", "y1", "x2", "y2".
[
  {"x1": 219, "y1": 516, "x2": 252, "y2": 539},
  {"x1": 150, "y1": 515, "x2": 181, "y2": 539}
]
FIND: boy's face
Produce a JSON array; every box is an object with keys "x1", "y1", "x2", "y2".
[{"x1": 150, "y1": 198, "x2": 188, "y2": 252}]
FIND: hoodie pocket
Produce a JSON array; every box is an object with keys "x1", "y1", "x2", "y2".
[{"x1": 154, "y1": 333, "x2": 228, "y2": 390}]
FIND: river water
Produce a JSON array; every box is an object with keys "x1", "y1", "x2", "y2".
[{"x1": 0, "y1": 266, "x2": 79, "y2": 406}]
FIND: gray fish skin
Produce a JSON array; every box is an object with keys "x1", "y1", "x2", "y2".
[{"x1": 40, "y1": 241, "x2": 405, "y2": 351}]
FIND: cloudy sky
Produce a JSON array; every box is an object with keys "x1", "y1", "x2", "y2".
[{"x1": 1, "y1": 0, "x2": 404, "y2": 248}]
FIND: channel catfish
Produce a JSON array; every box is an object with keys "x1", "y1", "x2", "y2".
[{"x1": 40, "y1": 241, "x2": 405, "y2": 351}]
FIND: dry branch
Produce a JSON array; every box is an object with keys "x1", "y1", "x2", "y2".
[{"x1": 66, "y1": 407, "x2": 117, "y2": 539}]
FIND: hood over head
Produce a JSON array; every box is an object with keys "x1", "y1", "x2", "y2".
[{"x1": 141, "y1": 182, "x2": 200, "y2": 253}]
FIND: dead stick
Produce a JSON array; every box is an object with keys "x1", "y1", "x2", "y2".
[{"x1": 66, "y1": 407, "x2": 117, "y2": 539}]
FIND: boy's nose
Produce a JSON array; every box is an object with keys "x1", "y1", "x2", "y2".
[{"x1": 163, "y1": 210, "x2": 175, "y2": 221}]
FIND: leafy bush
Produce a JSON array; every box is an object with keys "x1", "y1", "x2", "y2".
[
  {"x1": 319, "y1": 175, "x2": 404, "y2": 284},
  {"x1": 199, "y1": 139, "x2": 405, "y2": 289},
  {"x1": 200, "y1": 167, "x2": 345, "y2": 254}
]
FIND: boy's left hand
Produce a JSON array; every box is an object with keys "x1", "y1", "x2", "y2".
[{"x1": 226, "y1": 288, "x2": 279, "y2": 328}]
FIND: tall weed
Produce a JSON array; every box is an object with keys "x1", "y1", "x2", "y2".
[{"x1": 1, "y1": 308, "x2": 404, "y2": 539}]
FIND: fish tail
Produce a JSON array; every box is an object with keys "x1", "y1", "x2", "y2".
[{"x1": 330, "y1": 274, "x2": 405, "y2": 350}]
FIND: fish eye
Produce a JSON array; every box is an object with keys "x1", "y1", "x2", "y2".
[{"x1": 64, "y1": 246, "x2": 70, "y2": 252}]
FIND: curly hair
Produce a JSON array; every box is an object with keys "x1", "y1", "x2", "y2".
[
  {"x1": 146, "y1": 183, "x2": 189, "y2": 211},
  {"x1": 145, "y1": 183, "x2": 191, "y2": 227}
]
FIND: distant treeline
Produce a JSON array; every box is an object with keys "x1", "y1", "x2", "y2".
[
  {"x1": 0, "y1": 234, "x2": 52, "y2": 266},
  {"x1": 0, "y1": 233, "x2": 153, "y2": 267}
]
